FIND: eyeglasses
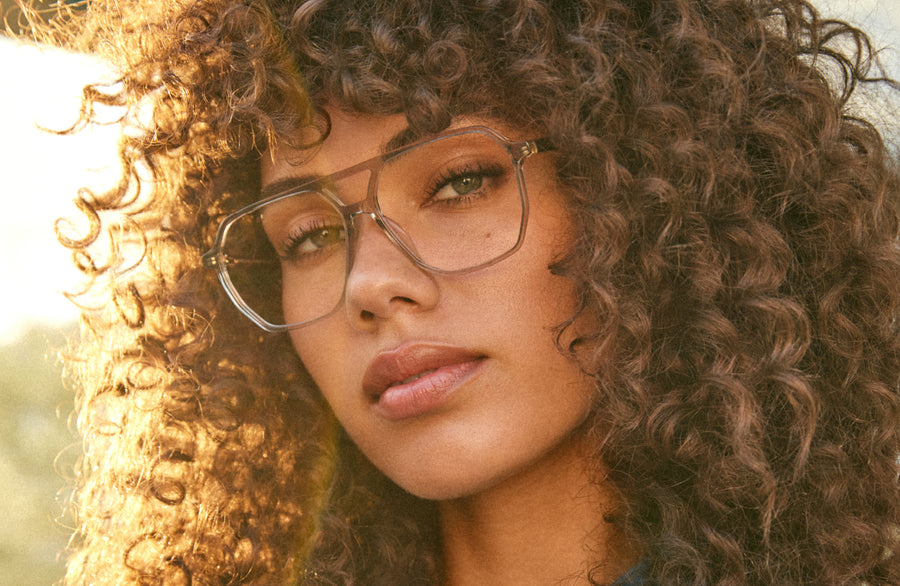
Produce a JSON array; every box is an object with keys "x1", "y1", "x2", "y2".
[{"x1": 202, "y1": 126, "x2": 552, "y2": 332}]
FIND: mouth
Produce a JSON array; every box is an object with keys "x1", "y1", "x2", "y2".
[
  {"x1": 363, "y1": 343, "x2": 486, "y2": 407},
  {"x1": 390, "y1": 368, "x2": 440, "y2": 387}
]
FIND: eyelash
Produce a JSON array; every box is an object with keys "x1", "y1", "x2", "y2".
[
  {"x1": 280, "y1": 219, "x2": 345, "y2": 261},
  {"x1": 424, "y1": 162, "x2": 506, "y2": 205}
]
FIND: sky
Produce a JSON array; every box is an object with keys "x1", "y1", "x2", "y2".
[{"x1": 0, "y1": 0, "x2": 898, "y2": 345}]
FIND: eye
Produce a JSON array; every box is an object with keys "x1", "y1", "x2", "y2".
[
  {"x1": 426, "y1": 163, "x2": 505, "y2": 205},
  {"x1": 446, "y1": 173, "x2": 483, "y2": 196},
  {"x1": 281, "y1": 220, "x2": 347, "y2": 262}
]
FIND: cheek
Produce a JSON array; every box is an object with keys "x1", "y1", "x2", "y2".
[
  {"x1": 288, "y1": 331, "x2": 348, "y2": 407},
  {"x1": 506, "y1": 235, "x2": 579, "y2": 333}
]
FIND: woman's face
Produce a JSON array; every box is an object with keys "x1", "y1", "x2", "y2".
[{"x1": 262, "y1": 107, "x2": 596, "y2": 500}]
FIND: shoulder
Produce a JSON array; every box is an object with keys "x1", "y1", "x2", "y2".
[{"x1": 612, "y1": 559, "x2": 651, "y2": 586}]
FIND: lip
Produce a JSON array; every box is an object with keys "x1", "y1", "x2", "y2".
[{"x1": 363, "y1": 342, "x2": 486, "y2": 420}]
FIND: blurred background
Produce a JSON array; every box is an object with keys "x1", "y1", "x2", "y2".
[
  {"x1": 0, "y1": 3, "x2": 119, "y2": 583},
  {"x1": 0, "y1": 0, "x2": 897, "y2": 584}
]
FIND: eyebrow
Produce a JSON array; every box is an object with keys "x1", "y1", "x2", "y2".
[
  {"x1": 258, "y1": 176, "x2": 321, "y2": 200},
  {"x1": 258, "y1": 124, "x2": 427, "y2": 201}
]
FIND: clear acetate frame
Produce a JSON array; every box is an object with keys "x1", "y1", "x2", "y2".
[{"x1": 201, "y1": 125, "x2": 552, "y2": 332}]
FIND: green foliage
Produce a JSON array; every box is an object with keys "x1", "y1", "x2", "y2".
[{"x1": 0, "y1": 322, "x2": 77, "y2": 585}]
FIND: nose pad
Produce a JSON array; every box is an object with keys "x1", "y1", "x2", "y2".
[
  {"x1": 347, "y1": 211, "x2": 421, "y2": 268},
  {"x1": 379, "y1": 215, "x2": 423, "y2": 261}
]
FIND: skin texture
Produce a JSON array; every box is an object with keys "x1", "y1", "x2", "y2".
[
  {"x1": 263, "y1": 107, "x2": 637, "y2": 583},
  {"x1": 264, "y1": 107, "x2": 594, "y2": 501}
]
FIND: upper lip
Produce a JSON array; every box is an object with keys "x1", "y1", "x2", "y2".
[{"x1": 363, "y1": 342, "x2": 485, "y2": 401}]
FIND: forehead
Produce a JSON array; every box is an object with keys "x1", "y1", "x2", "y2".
[{"x1": 260, "y1": 107, "x2": 534, "y2": 191}]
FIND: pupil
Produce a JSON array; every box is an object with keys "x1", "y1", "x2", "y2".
[
  {"x1": 312, "y1": 227, "x2": 340, "y2": 247},
  {"x1": 452, "y1": 174, "x2": 482, "y2": 195}
]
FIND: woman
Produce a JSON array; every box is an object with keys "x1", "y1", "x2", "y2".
[{"x1": 27, "y1": 0, "x2": 900, "y2": 583}]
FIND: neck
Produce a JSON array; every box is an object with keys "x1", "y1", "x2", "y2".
[{"x1": 438, "y1": 433, "x2": 640, "y2": 586}]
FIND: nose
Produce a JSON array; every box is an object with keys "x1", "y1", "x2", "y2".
[{"x1": 343, "y1": 213, "x2": 439, "y2": 329}]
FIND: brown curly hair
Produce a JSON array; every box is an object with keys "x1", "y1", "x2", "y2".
[{"x1": 18, "y1": 0, "x2": 900, "y2": 583}]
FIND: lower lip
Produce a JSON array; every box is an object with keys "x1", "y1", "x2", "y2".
[{"x1": 373, "y1": 359, "x2": 485, "y2": 420}]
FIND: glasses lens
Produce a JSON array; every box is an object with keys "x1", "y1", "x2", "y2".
[
  {"x1": 376, "y1": 132, "x2": 524, "y2": 271},
  {"x1": 221, "y1": 191, "x2": 349, "y2": 327},
  {"x1": 218, "y1": 130, "x2": 526, "y2": 329}
]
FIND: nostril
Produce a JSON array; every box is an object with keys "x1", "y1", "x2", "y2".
[{"x1": 356, "y1": 295, "x2": 416, "y2": 323}]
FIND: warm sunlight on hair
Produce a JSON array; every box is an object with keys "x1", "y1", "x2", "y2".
[
  {"x1": 0, "y1": 35, "x2": 120, "y2": 344},
  {"x1": 0, "y1": 1, "x2": 897, "y2": 585}
]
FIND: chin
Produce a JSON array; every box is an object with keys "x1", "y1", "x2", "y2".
[
  {"x1": 387, "y1": 463, "x2": 515, "y2": 502},
  {"x1": 397, "y1": 479, "x2": 485, "y2": 502}
]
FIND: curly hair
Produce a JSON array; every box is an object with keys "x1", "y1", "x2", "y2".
[{"x1": 19, "y1": 0, "x2": 900, "y2": 583}]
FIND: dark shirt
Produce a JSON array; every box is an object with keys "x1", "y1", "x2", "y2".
[{"x1": 612, "y1": 559, "x2": 649, "y2": 586}]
